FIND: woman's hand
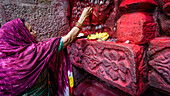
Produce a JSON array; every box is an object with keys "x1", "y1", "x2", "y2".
[
  {"x1": 81, "y1": 7, "x2": 93, "y2": 19},
  {"x1": 78, "y1": 7, "x2": 93, "y2": 25},
  {"x1": 62, "y1": 7, "x2": 92, "y2": 49}
]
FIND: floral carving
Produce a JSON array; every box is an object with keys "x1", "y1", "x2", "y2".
[
  {"x1": 102, "y1": 49, "x2": 130, "y2": 83},
  {"x1": 83, "y1": 45, "x2": 102, "y2": 70}
]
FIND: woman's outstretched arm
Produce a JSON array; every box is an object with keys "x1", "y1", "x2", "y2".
[{"x1": 62, "y1": 7, "x2": 92, "y2": 48}]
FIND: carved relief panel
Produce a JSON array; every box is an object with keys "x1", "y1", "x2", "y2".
[
  {"x1": 148, "y1": 35, "x2": 170, "y2": 93},
  {"x1": 147, "y1": 0, "x2": 170, "y2": 93},
  {"x1": 68, "y1": 39, "x2": 147, "y2": 95}
]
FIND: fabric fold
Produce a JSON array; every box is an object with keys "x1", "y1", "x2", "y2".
[{"x1": 0, "y1": 18, "x2": 71, "y2": 96}]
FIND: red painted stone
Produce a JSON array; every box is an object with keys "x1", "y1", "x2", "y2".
[
  {"x1": 74, "y1": 76, "x2": 130, "y2": 96},
  {"x1": 119, "y1": 0, "x2": 157, "y2": 14},
  {"x1": 164, "y1": 0, "x2": 170, "y2": 3},
  {"x1": 148, "y1": 37, "x2": 170, "y2": 93},
  {"x1": 116, "y1": 12, "x2": 157, "y2": 44},
  {"x1": 163, "y1": 2, "x2": 170, "y2": 16},
  {"x1": 68, "y1": 39, "x2": 148, "y2": 95}
]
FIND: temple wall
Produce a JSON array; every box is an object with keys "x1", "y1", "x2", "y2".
[{"x1": 0, "y1": 0, "x2": 70, "y2": 41}]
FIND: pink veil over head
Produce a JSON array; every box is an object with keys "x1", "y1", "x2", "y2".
[{"x1": 0, "y1": 18, "x2": 71, "y2": 96}]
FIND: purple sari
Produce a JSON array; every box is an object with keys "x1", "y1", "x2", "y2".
[{"x1": 0, "y1": 18, "x2": 71, "y2": 96}]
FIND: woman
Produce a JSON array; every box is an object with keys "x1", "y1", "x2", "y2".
[{"x1": 0, "y1": 7, "x2": 92, "y2": 96}]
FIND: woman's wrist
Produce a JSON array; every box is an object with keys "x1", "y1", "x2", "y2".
[
  {"x1": 78, "y1": 16, "x2": 86, "y2": 25},
  {"x1": 75, "y1": 22, "x2": 82, "y2": 29},
  {"x1": 75, "y1": 16, "x2": 86, "y2": 30}
]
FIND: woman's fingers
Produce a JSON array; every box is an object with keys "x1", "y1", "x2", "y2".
[
  {"x1": 85, "y1": 7, "x2": 93, "y2": 17},
  {"x1": 79, "y1": 7, "x2": 93, "y2": 22},
  {"x1": 88, "y1": 7, "x2": 92, "y2": 13}
]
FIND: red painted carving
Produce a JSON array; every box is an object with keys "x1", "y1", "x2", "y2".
[
  {"x1": 67, "y1": 0, "x2": 170, "y2": 95},
  {"x1": 146, "y1": 0, "x2": 170, "y2": 94},
  {"x1": 70, "y1": 0, "x2": 118, "y2": 37},
  {"x1": 68, "y1": 39, "x2": 148, "y2": 95},
  {"x1": 148, "y1": 37, "x2": 170, "y2": 93}
]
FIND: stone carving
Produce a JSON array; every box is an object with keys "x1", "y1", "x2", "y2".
[
  {"x1": 147, "y1": 0, "x2": 170, "y2": 93},
  {"x1": 148, "y1": 37, "x2": 170, "y2": 93},
  {"x1": 68, "y1": 39, "x2": 148, "y2": 95},
  {"x1": 68, "y1": 0, "x2": 162, "y2": 95}
]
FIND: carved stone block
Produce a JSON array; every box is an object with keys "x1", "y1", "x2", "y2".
[
  {"x1": 68, "y1": 39, "x2": 148, "y2": 95},
  {"x1": 148, "y1": 37, "x2": 170, "y2": 93},
  {"x1": 116, "y1": 12, "x2": 157, "y2": 44}
]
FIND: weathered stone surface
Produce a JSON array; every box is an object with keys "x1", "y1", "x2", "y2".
[
  {"x1": 74, "y1": 76, "x2": 131, "y2": 96},
  {"x1": 22, "y1": 0, "x2": 51, "y2": 4},
  {"x1": 157, "y1": 0, "x2": 170, "y2": 36},
  {"x1": 0, "y1": 0, "x2": 70, "y2": 41},
  {"x1": 68, "y1": 39, "x2": 148, "y2": 95},
  {"x1": 150, "y1": 1, "x2": 170, "y2": 93},
  {"x1": 119, "y1": 0, "x2": 157, "y2": 14},
  {"x1": 163, "y1": 2, "x2": 170, "y2": 17},
  {"x1": 148, "y1": 37, "x2": 170, "y2": 93},
  {"x1": 72, "y1": 65, "x2": 90, "y2": 87},
  {"x1": 74, "y1": 75, "x2": 169, "y2": 96},
  {"x1": 116, "y1": 12, "x2": 157, "y2": 44}
]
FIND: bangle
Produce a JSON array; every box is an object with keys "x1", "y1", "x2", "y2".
[{"x1": 75, "y1": 22, "x2": 82, "y2": 30}]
